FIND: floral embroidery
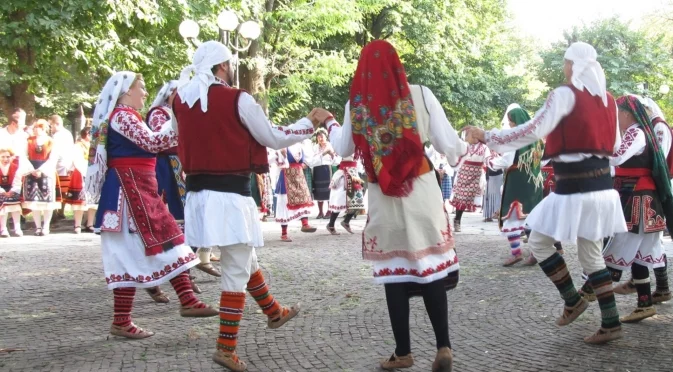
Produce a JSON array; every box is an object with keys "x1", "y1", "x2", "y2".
[
  {"x1": 656, "y1": 129, "x2": 665, "y2": 149},
  {"x1": 101, "y1": 211, "x2": 121, "y2": 232},
  {"x1": 613, "y1": 126, "x2": 639, "y2": 157},
  {"x1": 147, "y1": 107, "x2": 171, "y2": 132},
  {"x1": 274, "y1": 126, "x2": 314, "y2": 135},
  {"x1": 274, "y1": 209, "x2": 311, "y2": 223},
  {"x1": 489, "y1": 90, "x2": 555, "y2": 146},
  {"x1": 625, "y1": 195, "x2": 641, "y2": 231},
  {"x1": 373, "y1": 257, "x2": 458, "y2": 279},
  {"x1": 113, "y1": 110, "x2": 177, "y2": 154},
  {"x1": 643, "y1": 195, "x2": 666, "y2": 233},
  {"x1": 105, "y1": 252, "x2": 197, "y2": 285},
  {"x1": 327, "y1": 122, "x2": 340, "y2": 134}
]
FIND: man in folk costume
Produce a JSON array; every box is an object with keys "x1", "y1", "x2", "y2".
[
  {"x1": 49, "y1": 115, "x2": 74, "y2": 219},
  {"x1": 486, "y1": 107, "x2": 545, "y2": 266},
  {"x1": 143, "y1": 80, "x2": 217, "y2": 304},
  {"x1": 0, "y1": 108, "x2": 29, "y2": 158},
  {"x1": 328, "y1": 40, "x2": 467, "y2": 372},
  {"x1": 87, "y1": 71, "x2": 218, "y2": 340},
  {"x1": 22, "y1": 120, "x2": 60, "y2": 236},
  {"x1": 274, "y1": 143, "x2": 318, "y2": 241},
  {"x1": 326, "y1": 155, "x2": 365, "y2": 234},
  {"x1": 0, "y1": 147, "x2": 32, "y2": 237},
  {"x1": 583, "y1": 95, "x2": 673, "y2": 323},
  {"x1": 450, "y1": 139, "x2": 489, "y2": 232},
  {"x1": 173, "y1": 41, "x2": 313, "y2": 371},
  {"x1": 467, "y1": 42, "x2": 627, "y2": 344}
]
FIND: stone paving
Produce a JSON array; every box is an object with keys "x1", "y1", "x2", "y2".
[{"x1": 1, "y1": 211, "x2": 672, "y2": 372}]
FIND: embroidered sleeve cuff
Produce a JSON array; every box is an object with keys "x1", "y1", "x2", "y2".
[{"x1": 326, "y1": 119, "x2": 340, "y2": 134}]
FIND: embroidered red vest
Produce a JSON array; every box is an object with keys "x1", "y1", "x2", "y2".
[
  {"x1": 174, "y1": 85, "x2": 269, "y2": 175},
  {"x1": 0, "y1": 157, "x2": 19, "y2": 191},
  {"x1": 652, "y1": 117, "x2": 673, "y2": 175},
  {"x1": 27, "y1": 137, "x2": 53, "y2": 161},
  {"x1": 543, "y1": 86, "x2": 617, "y2": 160}
]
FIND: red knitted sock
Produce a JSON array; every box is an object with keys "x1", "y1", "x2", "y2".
[
  {"x1": 170, "y1": 272, "x2": 206, "y2": 308},
  {"x1": 301, "y1": 217, "x2": 309, "y2": 227},
  {"x1": 112, "y1": 287, "x2": 135, "y2": 328},
  {"x1": 281, "y1": 225, "x2": 288, "y2": 235}
]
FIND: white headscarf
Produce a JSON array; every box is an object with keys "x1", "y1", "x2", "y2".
[
  {"x1": 564, "y1": 42, "x2": 608, "y2": 107},
  {"x1": 640, "y1": 96, "x2": 666, "y2": 121},
  {"x1": 150, "y1": 80, "x2": 179, "y2": 110},
  {"x1": 177, "y1": 41, "x2": 233, "y2": 112},
  {"x1": 86, "y1": 71, "x2": 137, "y2": 204},
  {"x1": 501, "y1": 103, "x2": 521, "y2": 129}
]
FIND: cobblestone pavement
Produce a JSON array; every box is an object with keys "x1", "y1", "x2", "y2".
[{"x1": 1, "y1": 211, "x2": 672, "y2": 372}]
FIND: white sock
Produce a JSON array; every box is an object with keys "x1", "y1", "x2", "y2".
[
  {"x1": 0, "y1": 215, "x2": 7, "y2": 233},
  {"x1": 87, "y1": 209, "x2": 96, "y2": 227},
  {"x1": 197, "y1": 247, "x2": 212, "y2": 264},
  {"x1": 33, "y1": 212, "x2": 42, "y2": 230},
  {"x1": 74, "y1": 210, "x2": 84, "y2": 228},
  {"x1": 10, "y1": 212, "x2": 21, "y2": 231},
  {"x1": 42, "y1": 210, "x2": 53, "y2": 230}
]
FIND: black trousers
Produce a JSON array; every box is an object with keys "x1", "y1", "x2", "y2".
[{"x1": 384, "y1": 279, "x2": 451, "y2": 356}]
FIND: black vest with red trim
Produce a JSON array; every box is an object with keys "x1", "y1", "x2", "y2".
[
  {"x1": 0, "y1": 157, "x2": 19, "y2": 192},
  {"x1": 543, "y1": 86, "x2": 617, "y2": 160},
  {"x1": 174, "y1": 85, "x2": 269, "y2": 175},
  {"x1": 652, "y1": 116, "x2": 673, "y2": 175}
]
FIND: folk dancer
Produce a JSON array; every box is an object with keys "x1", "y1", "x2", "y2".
[
  {"x1": 144, "y1": 80, "x2": 216, "y2": 304},
  {"x1": 87, "y1": 71, "x2": 218, "y2": 340},
  {"x1": 328, "y1": 40, "x2": 467, "y2": 371},
  {"x1": 22, "y1": 120, "x2": 60, "y2": 236},
  {"x1": 467, "y1": 42, "x2": 627, "y2": 344},
  {"x1": 486, "y1": 107, "x2": 544, "y2": 266},
  {"x1": 63, "y1": 127, "x2": 91, "y2": 233},
  {"x1": 49, "y1": 115, "x2": 74, "y2": 219},
  {"x1": 592, "y1": 95, "x2": 673, "y2": 323},
  {"x1": 72, "y1": 128, "x2": 99, "y2": 233},
  {"x1": 311, "y1": 128, "x2": 339, "y2": 218},
  {"x1": 450, "y1": 141, "x2": 489, "y2": 232},
  {"x1": 326, "y1": 156, "x2": 365, "y2": 234},
  {"x1": 0, "y1": 148, "x2": 32, "y2": 237},
  {"x1": 250, "y1": 167, "x2": 273, "y2": 221},
  {"x1": 173, "y1": 41, "x2": 313, "y2": 371},
  {"x1": 426, "y1": 145, "x2": 454, "y2": 211}
]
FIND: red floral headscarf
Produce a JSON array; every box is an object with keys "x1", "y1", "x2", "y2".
[{"x1": 349, "y1": 40, "x2": 424, "y2": 197}]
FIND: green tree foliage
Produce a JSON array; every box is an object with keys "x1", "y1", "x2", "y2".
[{"x1": 537, "y1": 17, "x2": 673, "y2": 119}]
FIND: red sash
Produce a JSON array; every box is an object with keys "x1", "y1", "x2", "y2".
[{"x1": 614, "y1": 167, "x2": 656, "y2": 191}]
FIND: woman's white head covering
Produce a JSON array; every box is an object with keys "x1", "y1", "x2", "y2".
[
  {"x1": 564, "y1": 42, "x2": 608, "y2": 107},
  {"x1": 177, "y1": 41, "x2": 233, "y2": 112},
  {"x1": 501, "y1": 103, "x2": 521, "y2": 129},
  {"x1": 87, "y1": 71, "x2": 137, "y2": 205},
  {"x1": 150, "y1": 80, "x2": 179, "y2": 110},
  {"x1": 640, "y1": 96, "x2": 666, "y2": 121}
]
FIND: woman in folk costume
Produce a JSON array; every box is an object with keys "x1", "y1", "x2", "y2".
[
  {"x1": 590, "y1": 95, "x2": 673, "y2": 322},
  {"x1": 87, "y1": 71, "x2": 217, "y2": 339},
  {"x1": 274, "y1": 143, "x2": 317, "y2": 241},
  {"x1": 450, "y1": 135, "x2": 489, "y2": 232},
  {"x1": 327, "y1": 40, "x2": 468, "y2": 372},
  {"x1": 326, "y1": 155, "x2": 365, "y2": 234},
  {"x1": 22, "y1": 120, "x2": 60, "y2": 236},
  {"x1": 250, "y1": 163, "x2": 273, "y2": 221},
  {"x1": 0, "y1": 147, "x2": 32, "y2": 237},
  {"x1": 62, "y1": 127, "x2": 91, "y2": 233},
  {"x1": 310, "y1": 128, "x2": 339, "y2": 218},
  {"x1": 487, "y1": 108, "x2": 544, "y2": 266}
]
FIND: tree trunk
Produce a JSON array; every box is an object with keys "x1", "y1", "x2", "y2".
[{"x1": 3, "y1": 11, "x2": 37, "y2": 123}]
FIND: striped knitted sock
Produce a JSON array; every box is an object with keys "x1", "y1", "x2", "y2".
[
  {"x1": 170, "y1": 272, "x2": 206, "y2": 309},
  {"x1": 281, "y1": 225, "x2": 288, "y2": 236},
  {"x1": 507, "y1": 234, "x2": 522, "y2": 256},
  {"x1": 247, "y1": 269, "x2": 283, "y2": 319},
  {"x1": 538, "y1": 253, "x2": 580, "y2": 307},
  {"x1": 654, "y1": 255, "x2": 669, "y2": 292},
  {"x1": 301, "y1": 217, "x2": 309, "y2": 227},
  {"x1": 217, "y1": 292, "x2": 246, "y2": 352},
  {"x1": 588, "y1": 268, "x2": 621, "y2": 328},
  {"x1": 112, "y1": 287, "x2": 136, "y2": 327},
  {"x1": 632, "y1": 263, "x2": 652, "y2": 308}
]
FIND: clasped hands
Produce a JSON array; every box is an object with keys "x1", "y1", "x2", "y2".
[
  {"x1": 307, "y1": 108, "x2": 333, "y2": 128},
  {"x1": 462, "y1": 126, "x2": 486, "y2": 145}
]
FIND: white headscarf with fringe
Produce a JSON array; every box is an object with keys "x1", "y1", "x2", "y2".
[
  {"x1": 564, "y1": 42, "x2": 608, "y2": 106},
  {"x1": 640, "y1": 96, "x2": 667, "y2": 121},
  {"x1": 150, "y1": 80, "x2": 179, "y2": 110},
  {"x1": 177, "y1": 41, "x2": 233, "y2": 112},
  {"x1": 86, "y1": 71, "x2": 137, "y2": 203}
]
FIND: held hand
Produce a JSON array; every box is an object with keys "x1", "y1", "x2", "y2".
[
  {"x1": 307, "y1": 108, "x2": 320, "y2": 127},
  {"x1": 312, "y1": 108, "x2": 333, "y2": 124}
]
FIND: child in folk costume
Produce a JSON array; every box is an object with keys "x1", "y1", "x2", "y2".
[
  {"x1": 450, "y1": 140, "x2": 489, "y2": 232},
  {"x1": 486, "y1": 108, "x2": 544, "y2": 267},
  {"x1": 22, "y1": 120, "x2": 60, "y2": 236},
  {"x1": 326, "y1": 156, "x2": 365, "y2": 234},
  {"x1": 0, "y1": 148, "x2": 32, "y2": 237},
  {"x1": 275, "y1": 143, "x2": 317, "y2": 241},
  {"x1": 88, "y1": 71, "x2": 217, "y2": 340}
]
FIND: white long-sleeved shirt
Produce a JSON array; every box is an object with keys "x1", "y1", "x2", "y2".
[
  {"x1": 654, "y1": 121, "x2": 671, "y2": 157},
  {"x1": 0, "y1": 156, "x2": 34, "y2": 194},
  {"x1": 52, "y1": 128, "x2": 74, "y2": 176},
  {"x1": 484, "y1": 86, "x2": 621, "y2": 162},
  {"x1": 328, "y1": 86, "x2": 468, "y2": 164},
  {"x1": 487, "y1": 151, "x2": 515, "y2": 171},
  {"x1": 610, "y1": 124, "x2": 646, "y2": 167},
  {"x1": 0, "y1": 127, "x2": 29, "y2": 158}
]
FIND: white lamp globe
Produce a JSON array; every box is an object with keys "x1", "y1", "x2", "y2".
[
  {"x1": 239, "y1": 21, "x2": 261, "y2": 40},
  {"x1": 179, "y1": 20, "x2": 200, "y2": 39},
  {"x1": 660, "y1": 84, "x2": 670, "y2": 95},
  {"x1": 217, "y1": 10, "x2": 239, "y2": 32},
  {"x1": 636, "y1": 83, "x2": 645, "y2": 92}
]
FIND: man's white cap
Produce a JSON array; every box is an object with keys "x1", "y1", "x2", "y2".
[
  {"x1": 177, "y1": 41, "x2": 233, "y2": 112},
  {"x1": 564, "y1": 42, "x2": 608, "y2": 106}
]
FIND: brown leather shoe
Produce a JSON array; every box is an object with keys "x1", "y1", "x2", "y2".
[
  {"x1": 380, "y1": 353, "x2": 414, "y2": 370},
  {"x1": 268, "y1": 302, "x2": 301, "y2": 329},
  {"x1": 453, "y1": 219, "x2": 461, "y2": 232},
  {"x1": 556, "y1": 298, "x2": 589, "y2": 326},
  {"x1": 340, "y1": 220, "x2": 354, "y2": 234},
  {"x1": 432, "y1": 347, "x2": 453, "y2": 372},
  {"x1": 281, "y1": 235, "x2": 292, "y2": 242},
  {"x1": 583, "y1": 326, "x2": 622, "y2": 344},
  {"x1": 503, "y1": 254, "x2": 523, "y2": 267},
  {"x1": 326, "y1": 226, "x2": 340, "y2": 235},
  {"x1": 180, "y1": 305, "x2": 219, "y2": 318},
  {"x1": 212, "y1": 350, "x2": 247, "y2": 372},
  {"x1": 653, "y1": 290, "x2": 672, "y2": 304},
  {"x1": 613, "y1": 280, "x2": 636, "y2": 295},
  {"x1": 196, "y1": 262, "x2": 221, "y2": 277},
  {"x1": 301, "y1": 225, "x2": 317, "y2": 233},
  {"x1": 146, "y1": 287, "x2": 170, "y2": 303},
  {"x1": 189, "y1": 276, "x2": 202, "y2": 294},
  {"x1": 522, "y1": 254, "x2": 538, "y2": 266},
  {"x1": 620, "y1": 306, "x2": 656, "y2": 323},
  {"x1": 110, "y1": 323, "x2": 154, "y2": 339}
]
